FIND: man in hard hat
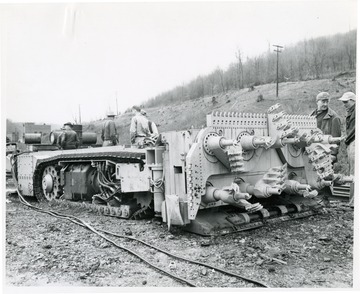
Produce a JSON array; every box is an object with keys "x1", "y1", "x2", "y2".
[
  {"x1": 310, "y1": 92, "x2": 342, "y2": 138},
  {"x1": 140, "y1": 109, "x2": 159, "y2": 136},
  {"x1": 310, "y1": 92, "x2": 342, "y2": 163},
  {"x1": 338, "y1": 92, "x2": 356, "y2": 207},
  {"x1": 130, "y1": 106, "x2": 151, "y2": 148},
  {"x1": 101, "y1": 111, "x2": 118, "y2": 146},
  {"x1": 140, "y1": 109, "x2": 160, "y2": 147},
  {"x1": 57, "y1": 122, "x2": 79, "y2": 150}
]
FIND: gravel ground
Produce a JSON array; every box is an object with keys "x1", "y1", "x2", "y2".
[{"x1": 5, "y1": 184, "x2": 356, "y2": 291}]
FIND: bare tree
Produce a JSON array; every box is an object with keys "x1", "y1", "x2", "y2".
[
  {"x1": 235, "y1": 49, "x2": 244, "y2": 89},
  {"x1": 142, "y1": 30, "x2": 356, "y2": 109},
  {"x1": 344, "y1": 30, "x2": 356, "y2": 70},
  {"x1": 216, "y1": 67, "x2": 226, "y2": 93},
  {"x1": 198, "y1": 76, "x2": 205, "y2": 97},
  {"x1": 253, "y1": 56, "x2": 262, "y2": 84},
  {"x1": 308, "y1": 37, "x2": 328, "y2": 78},
  {"x1": 207, "y1": 71, "x2": 217, "y2": 95}
]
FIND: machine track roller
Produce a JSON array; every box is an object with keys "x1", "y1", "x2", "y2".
[{"x1": 41, "y1": 165, "x2": 62, "y2": 201}]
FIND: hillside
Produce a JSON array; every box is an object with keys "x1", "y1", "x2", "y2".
[
  {"x1": 6, "y1": 74, "x2": 355, "y2": 173},
  {"x1": 87, "y1": 73, "x2": 355, "y2": 175},
  {"x1": 142, "y1": 30, "x2": 356, "y2": 109},
  {"x1": 91, "y1": 73, "x2": 356, "y2": 146}
]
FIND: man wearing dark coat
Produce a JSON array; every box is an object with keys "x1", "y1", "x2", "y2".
[
  {"x1": 310, "y1": 92, "x2": 342, "y2": 162},
  {"x1": 101, "y1": 111, "x2": 118, "y2": 146},
  {"x1": 57, "y1": 122, "x2": 79, "y2": 150},
  {"x1": 338, "y1": 92, "x2": 356, "y2": 207}
]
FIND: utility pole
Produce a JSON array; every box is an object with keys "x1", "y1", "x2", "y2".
[
  {"x1": 78, "y1": 104, "x2": 81, "y2": 123},
  {"x1": 115, "y1": 91, "x2": 119, "y2": 115},
  {"x1": 273, "y1": 44, "x2": 283, "y2": 97}
]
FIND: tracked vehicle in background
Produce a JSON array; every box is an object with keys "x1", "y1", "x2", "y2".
[{"x1": 11, "y1": 104, "x2": 352, "y2": 235}]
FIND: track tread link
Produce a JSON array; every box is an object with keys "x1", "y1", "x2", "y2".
[{"x1": 32, "y1": 151, "x2": 149, "y2": 219}]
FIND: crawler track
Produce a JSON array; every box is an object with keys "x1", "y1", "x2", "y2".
[{"x1": 32, "y1": 154, "x2": 150, "y2": 219}]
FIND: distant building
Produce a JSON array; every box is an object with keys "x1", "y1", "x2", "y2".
[
  {"x1": 6, "y1": 132, "x2": 19, "y2": 143},
  {"x1": 20, "y1": 123, "x2": 51, "y2": 143},
  {"x1": 23, "y1": 122, "x2": 51, "y2": 134}
]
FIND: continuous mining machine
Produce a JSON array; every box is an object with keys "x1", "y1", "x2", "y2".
[{"x1": 10, "y1": 104, "x2": 353, "y2": 235}]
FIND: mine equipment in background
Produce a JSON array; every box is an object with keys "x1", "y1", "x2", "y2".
[
  {"x1": 10, "y1": 104, "x2": 353, "y2": 235},
  {"x1": 49, "y1": 124, "x2": 98, "y2": 147}
]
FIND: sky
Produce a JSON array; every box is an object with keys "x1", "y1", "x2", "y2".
[{"x1": 1, "y1": 0, "x2": 358, "y2": 125}]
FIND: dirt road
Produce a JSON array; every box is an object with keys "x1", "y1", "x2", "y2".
[{"x1": 5, "y1": 188, "x2": 354, "y2": 289}]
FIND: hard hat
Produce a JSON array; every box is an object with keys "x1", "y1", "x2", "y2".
[
  {"x1": 64, "y1": 122, "x2": 73, "y2": 127},
  {"x1": 316, "y1": 92, "x2": 330, "y2": 101},
  {"x1": 106, "y1": 111, "x2": 115, "y2": 117},
  {"x1": 338, "y1": 92, "x2": 356, "y2": 102},
  {"x1": 132, "y1": 105, "x2": 141, "y2": 112}
]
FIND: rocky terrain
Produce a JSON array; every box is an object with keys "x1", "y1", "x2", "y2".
[{"x1": 5, "y1": 182, "x2": 354, "y2": 289}]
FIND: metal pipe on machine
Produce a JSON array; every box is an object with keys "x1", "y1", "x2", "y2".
[
  {"x1": 82, "y1": 132, "x2": 97, "y2": 145},
  {"x1": 24, "y1": 133, "x2": 42, "y2": 144}
]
